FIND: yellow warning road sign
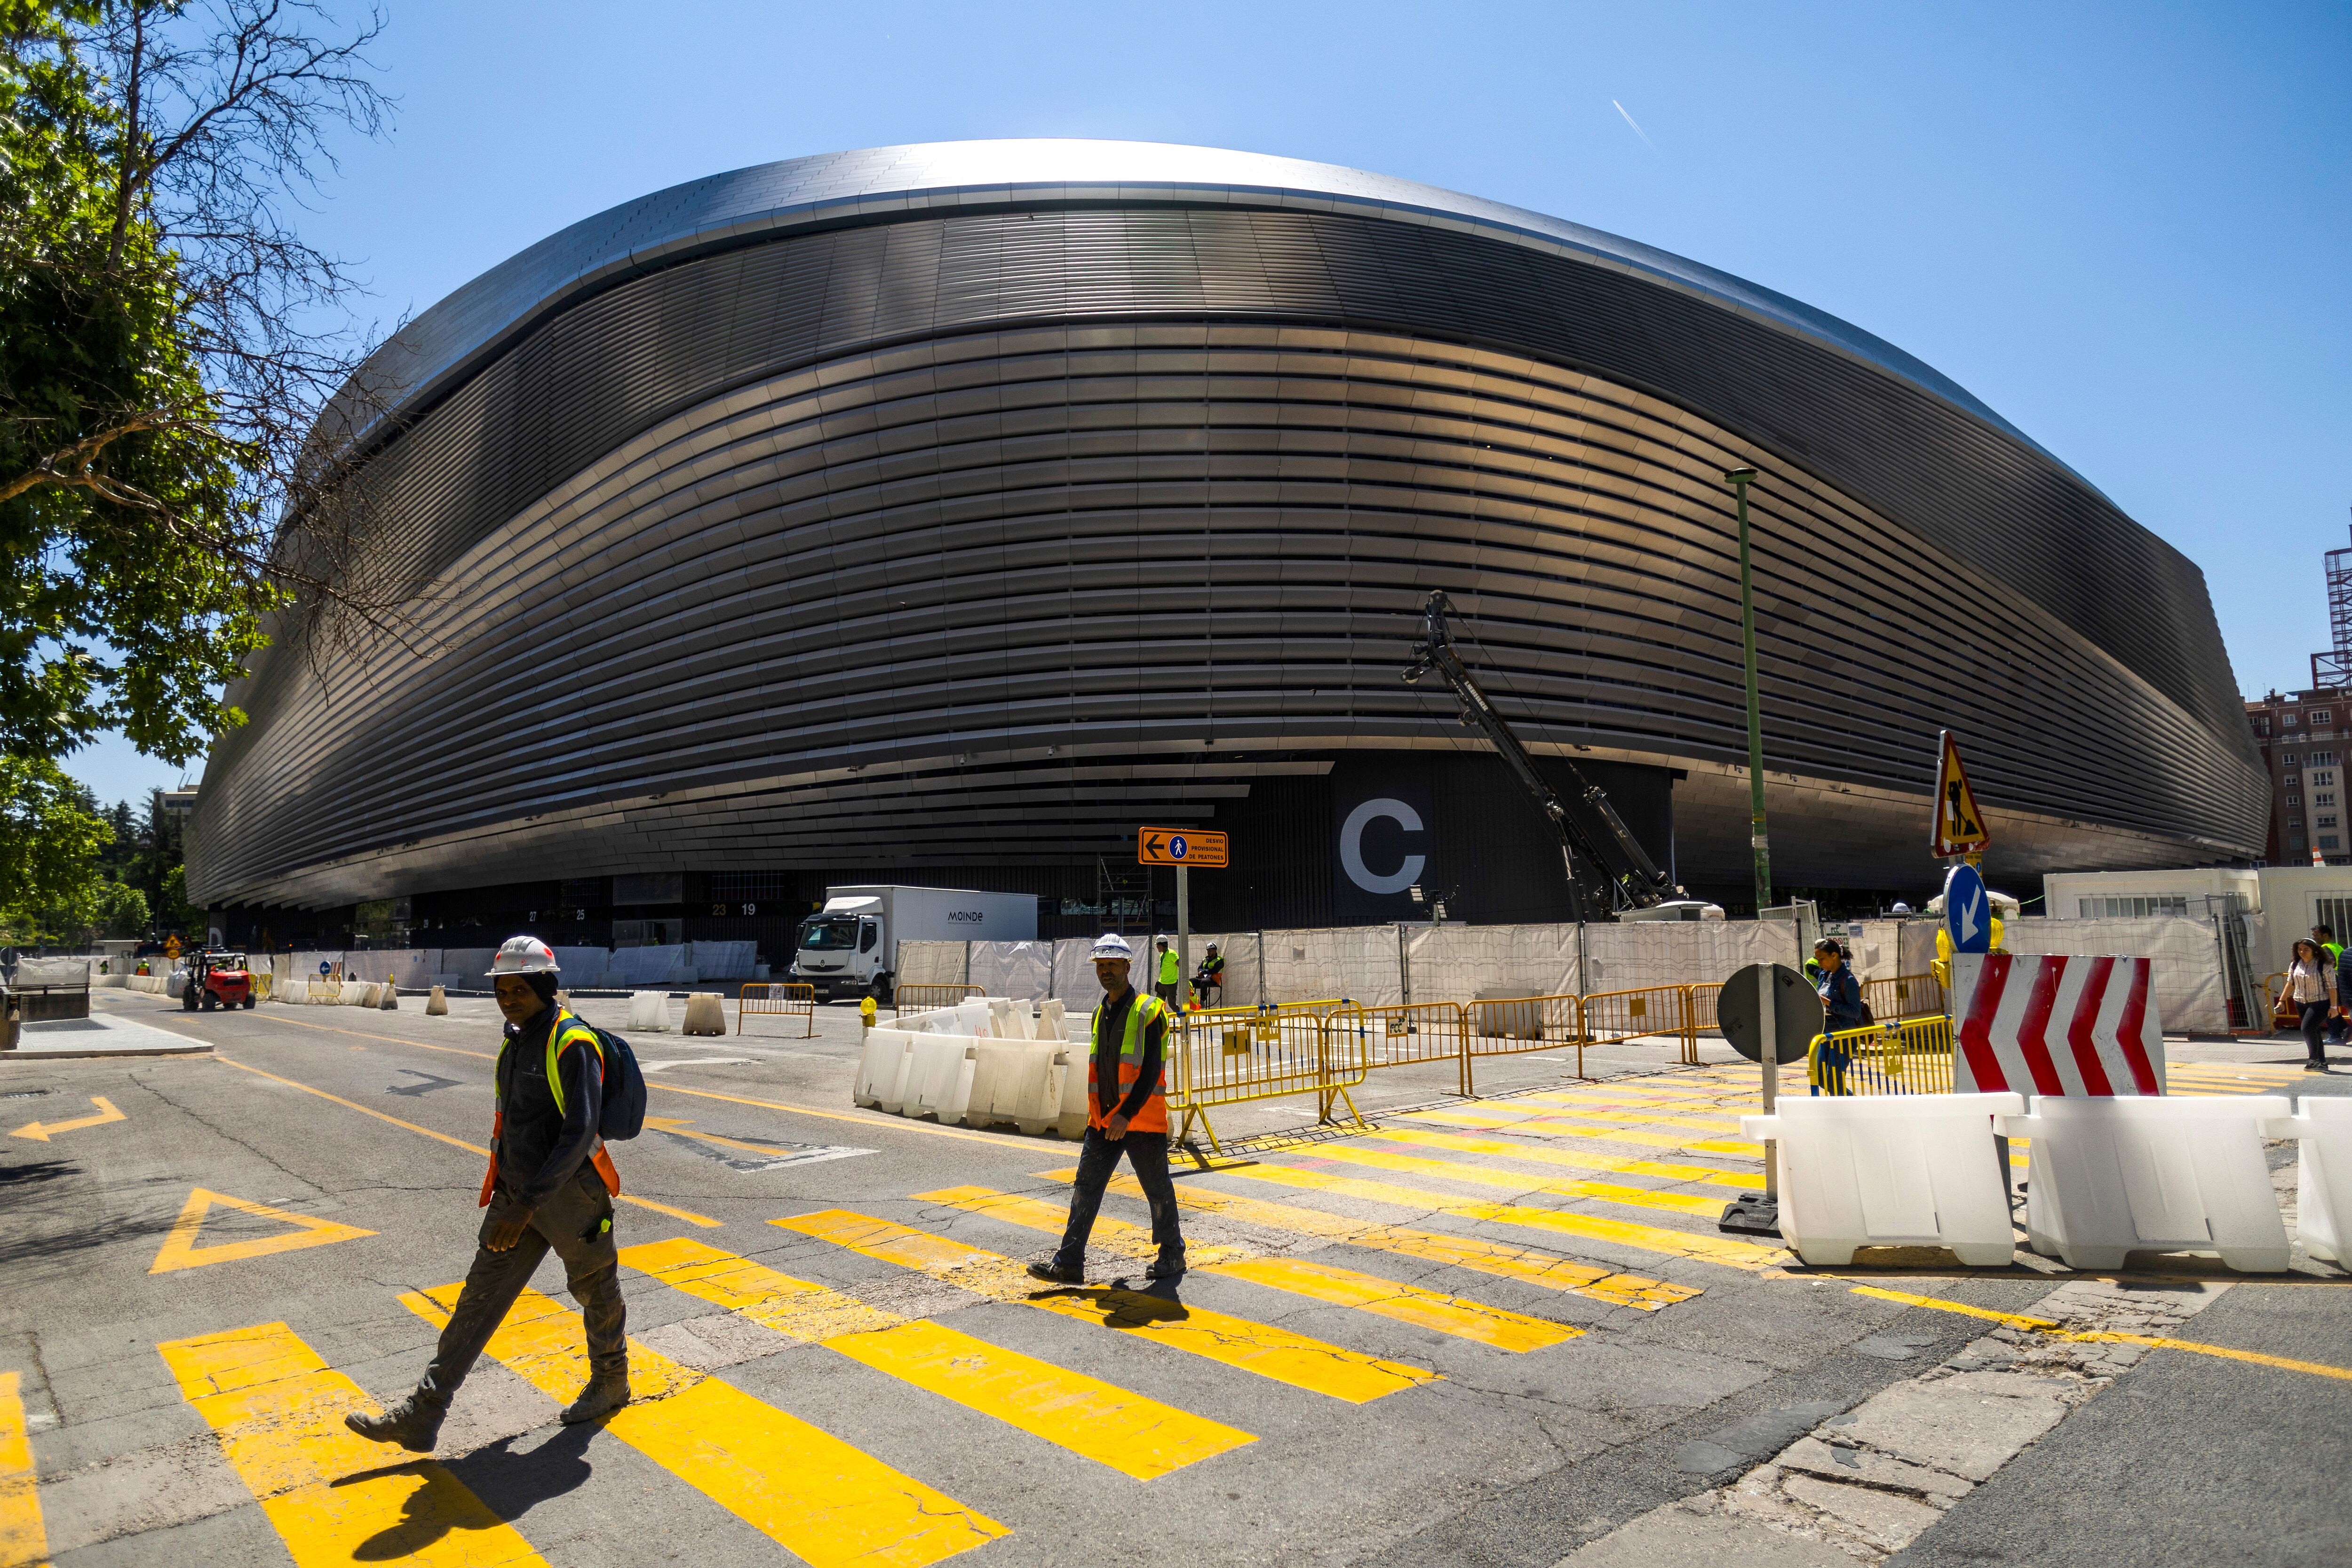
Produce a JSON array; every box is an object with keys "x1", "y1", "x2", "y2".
[
  {"x1": 1931, "y1": 730, "x2": 1991, "y2": 857},
  {"x1": 1137, "y1": 826, "x2": 1229, "y2": 868},
  {"x1": 148, "y1": 1188, "x2": 376, "y2": 1274}
]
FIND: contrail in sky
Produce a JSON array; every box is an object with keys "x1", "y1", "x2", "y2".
[{"x1": 1613, "y1": 100, "x2": 1654, "y2": 147}]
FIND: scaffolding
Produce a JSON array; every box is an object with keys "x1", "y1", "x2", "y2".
[{"x1": 2312, "y1": 515, "x2": 2352, "y2": 692}]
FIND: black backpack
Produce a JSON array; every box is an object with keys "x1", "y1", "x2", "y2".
[{"x1": 572, "y1": 1015, "x2": 647, "y2": 1140}]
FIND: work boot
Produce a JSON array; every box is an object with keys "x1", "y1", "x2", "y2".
[
  {"x1": 344, "y1": 1389, "x2": 446, "y2": 1452},
  {"x1": 560, "y1": 1370, "x2": 630, "y2": 1425},
  {"x1": 1145, "y1": 1256, "x2": 1186, "y2": 1282},
  {"x1": 1025, "y1": 1259, "x2": 1083, "y2": 1284}
]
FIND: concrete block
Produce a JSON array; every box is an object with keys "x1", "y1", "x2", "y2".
[{"x1": 425, "y1": 985, "x2": 448, "y2": 1017}]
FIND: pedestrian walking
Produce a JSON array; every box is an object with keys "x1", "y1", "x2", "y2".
[
  {"x1": 1810, "y1": 938, "x2": 1868, "y2": 1094},
  {"x1": 1027, "y1": 934, "x2": 1186, "y2": 1284},
  {"x1": 2285, "y1": 938, "x2": 2335, "y2": 1072},
  {"x1": 2317, "y1": 925, "x2": 2349, "y2": 1045},
  {"x1": 346, "y1": 937, "x2": 631, "y2": 1451},
  {"x1": 1152, "y1": 935, "x2": 1181, "y2": 1009}
]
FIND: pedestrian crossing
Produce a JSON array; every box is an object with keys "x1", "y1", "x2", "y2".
[
  {"x1": 2164, "y1": 1061, "x2": 2317, "y2": 1095},
  {"x1": 19, "y1": 1057, "x2": 2312, "y2": 1564}
]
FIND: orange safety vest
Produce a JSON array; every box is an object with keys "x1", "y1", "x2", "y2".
[
  {"x1": 1087, "y1": 990, "x2": 1171, "y2": 1134},
  {"x1": 480, "y1": 1006, "x2": 620, "y2": 1204}
]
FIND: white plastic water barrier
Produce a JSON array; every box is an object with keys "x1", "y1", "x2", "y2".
[
  {"x1": 902, "y1": 1035, "x2": 978, "y2": 1123},
  {"x1": 2004, "y1": 1094, "x2": 2293, "y2": 1272},
  {"x1": 2261, "y1": 1097, "x2": 2352, "y2": 1264},
  {"x1": 855, "y1": 1029, "x2": 918, "y2": 1113},
  {"x1": 1950, "y1": 953, "x2": 2166, "y2": 1096},
  {"x1": 627, "y1": 992, "x2": 674, "y2": 1033},
  {"x1": 1741, "y1": 1093, "x2": 2025, "y2": 1267}
]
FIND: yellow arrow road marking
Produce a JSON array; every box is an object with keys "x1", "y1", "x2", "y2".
[
  {"x1": 642, "y1": 1116, "x2": 800, "y2": 1159},
  {"x1": 148, "y1": 1188, "x2": 376, "y2": 1274},
  {"x1": 11, "y1": 1094, "x2": 125, "y2": 1142}
]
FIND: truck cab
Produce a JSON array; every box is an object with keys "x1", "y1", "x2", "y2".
[{"x1": 789, "y1": 898, "x2": 885, "y2": 1002}]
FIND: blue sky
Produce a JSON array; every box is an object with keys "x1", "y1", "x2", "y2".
[{"x1": 70, "y1": 0, "x2": 2351, "y2": 803}]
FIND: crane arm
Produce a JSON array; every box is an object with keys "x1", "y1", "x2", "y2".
[{"x1": 1402, "y1": 591, "x2": 1679, "y2": 915}]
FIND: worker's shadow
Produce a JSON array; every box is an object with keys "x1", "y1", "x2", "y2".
[
  {"x1": 341, "y1": 1424, "x2": 597, "y2": 1560},
  {"x1": 1032, "y1": 1279, "x2": 1189, "y2": 1324}
]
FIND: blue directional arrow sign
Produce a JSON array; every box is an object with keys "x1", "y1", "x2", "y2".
[{"x1": 1943, "y1": 862, "x2": 1991, "y2": 955}]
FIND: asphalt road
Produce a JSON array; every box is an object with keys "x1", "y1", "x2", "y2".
[{"x1": 0, "y1": 990, "x2": 2343, "y2": 1567}]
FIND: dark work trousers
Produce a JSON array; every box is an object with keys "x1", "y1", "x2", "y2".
[
  {"x1": 2301, "y1": 1000, "x2": 2332, "y2": 1063},
  {"x1": 1153, "y1": 981, "x2": 1180, "y2": 1009},
  {"x1": 1052, "y1": 1127, "x2": 1185, "y2": 1274},
  {"x1": 418, "y1": 1164, "x2": 625, "y2": 1406}
]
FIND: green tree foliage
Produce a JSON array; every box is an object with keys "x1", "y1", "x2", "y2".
[
  {"x1": 0, "y1": 2, "x2": 391, "y2": 919},
  {"x1": 0, "y1": 751, "x2": 110, "y2": 941}
]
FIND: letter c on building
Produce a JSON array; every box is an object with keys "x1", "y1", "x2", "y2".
[{"x1": 1340, "y1": 798, "x2": 1427, "y2": 895}]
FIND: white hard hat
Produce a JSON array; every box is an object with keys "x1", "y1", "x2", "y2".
[
  {"x1": 1090, "y1": 933, "x2": 1134, "y2": 961},
  {"x1": 487, "y1": 936, "x2": 559, "y2": 976}
]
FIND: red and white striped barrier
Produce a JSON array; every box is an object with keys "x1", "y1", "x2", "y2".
[{"x1": 1950, "y1": 953, "x2": 2166, "y2": 1096}]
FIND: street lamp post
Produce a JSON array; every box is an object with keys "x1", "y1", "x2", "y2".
[{"x1": 1723, "y1": 467, "x2": 1772, "y2": 915}]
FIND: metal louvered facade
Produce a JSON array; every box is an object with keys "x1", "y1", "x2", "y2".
[{"x1": 189, "y1": 140, "x2": 2263, "y2": 928}]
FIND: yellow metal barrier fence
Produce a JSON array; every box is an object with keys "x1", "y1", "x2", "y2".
[
  {"x1": 1460, "y1": 994, "x2": 1586, "y2": 1088},
  {"x1": 738, "y1": 982, "x2": 817, "y2": 1038},
  {"x1": 1862, "y1": 972, "x2": 1947, "y2": 1022},
  {"x1": 1170, "y1": 1002, "x2": 1372, "y2": 1152},
  {"x1": 892, "y1": 984, "x2": 982, "y2": 1019},
  {"x1": 1356, "y1": 1001, "x2": 1472, "y2": 1095},
  {"x1": 1806, "y1": 1014, "x2": 1956, "y2": 1096}
]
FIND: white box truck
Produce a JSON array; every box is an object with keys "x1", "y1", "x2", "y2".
[{"x1": 787, "y1": 884, "x2": 1037, "y2": 1002}]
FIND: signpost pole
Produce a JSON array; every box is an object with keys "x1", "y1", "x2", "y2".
[
  {"x1": 1176, "y1": 865, "x2": 1191, "y2": 1013},
  {"x1": 1756, "y1": 964, "x2": 1778, "y2": 1200}
]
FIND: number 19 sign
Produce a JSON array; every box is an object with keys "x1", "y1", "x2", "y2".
[{"x1": 1137, "y1": 826, "x2": 1230, "y2": 868}]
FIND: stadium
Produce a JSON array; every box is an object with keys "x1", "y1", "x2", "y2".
[{"x1": 188, "y1": 140, "x2": 2264, "y2": 953}]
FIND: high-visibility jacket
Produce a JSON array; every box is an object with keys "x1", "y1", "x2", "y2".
[
  {"x1": 1158, "y1": 949, "x2": 1180, "y2": 985},
  {"x1": 481, "y1": 1006, "x2": 620, "y2": 1204},
  {"x1": 1088, "y1": 991, "x2": 1171, "y2": 1134}
]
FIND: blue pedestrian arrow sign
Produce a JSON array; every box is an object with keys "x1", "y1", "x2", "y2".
[
  {"x1": 319, "y1": 961, "x2": 332, "y2": 976},
  {"x1": 1943, "y1": 862, "x2": 1991, "y2": 955}
]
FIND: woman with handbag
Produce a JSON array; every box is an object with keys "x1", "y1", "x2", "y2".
[{"x1": 2284, "y1": 939, "x2": 2335, "y2": 1072}]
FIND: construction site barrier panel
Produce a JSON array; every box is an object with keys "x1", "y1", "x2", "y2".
[
  {"x1": 738, "y1": 982, "x2": 816, "y2": 1038},
  {"x1": 1808, "y1": 1015, "x2": 1958, "y2": 1096},
  {"x1": 1170, "y1": 1003, "x2": 1372, "y2": 1152},
  {"x1": 895, "y1": 984, "x2": 982, "y2": 1019}
]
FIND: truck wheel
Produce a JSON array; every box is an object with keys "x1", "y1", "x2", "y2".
[{"x1": 874, "y1": 975, "x2": 895, "y2": 1006}]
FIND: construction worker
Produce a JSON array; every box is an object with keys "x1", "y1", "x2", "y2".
[
  {"x1": 1194, "y1": 941, "x2": 1226, "y2": 1008},
  {"x1": 346, "y1": 936, "x2": 628, "y2": 1451},
  {"x1": 1152, "y1": 935, "x2": 1181, "y2": 1008},
  {"x1": 1027, "y1": 933, "x2": 1186, "y2": 1283}
]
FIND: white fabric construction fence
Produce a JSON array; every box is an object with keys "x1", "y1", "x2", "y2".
[
  {"x1": 906, "y1": 936, "x2": 1267, "y2": 1006},
  {"x1": 2000, "y1": 917, "x2": 2228, "y2": 1037}
]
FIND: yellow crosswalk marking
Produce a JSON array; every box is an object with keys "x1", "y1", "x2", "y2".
[
  {"x1": 1294, "y1": 1145, "x2": 1725, "y2": 1217},
  {"x1": 907, "y1": 1187, "x2": 1247, "y2": 1264},
  {"x1": 1042, "y1": 1170, "x2": 1701, "y2": 1310},
  {"x1": 1367, "y1": 1125, "x2": 1755, "y2": 1189},
  {"x1": 157, "y1": 1323, "x2": 547, "y2": 1567},
  {"x1": 915, "y1": 1186, "x2": 1577, "y2": 1351},
  {"x1": 622, "y1": 1236, "x2": 1252, "y2": 1478},
  {"x1": 1223, "y1": 1164, "x2": 1786, "y2": 1270},
  {"x1": 775, "y1": 1210, "x2": 1439, "y2": 1403},
  {"x1": 0, "y1": 1372, "x2": 48, "y2": 1568},
  {"x1": 1207, "y1": 1257, "x2": 1579, "y2": 1351},
  {"x1": 1403, "y1": 1105, "x2": 1764, "y2": 1158},
  {"x1": 403, "y1": 1284, "x2": 1004, "y2": 1566},
  {"x1": 1513, "y1": 1095, "x2": 1748, "y2": 1132}
]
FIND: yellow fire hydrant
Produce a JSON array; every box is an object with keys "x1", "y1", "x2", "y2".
[{"x1": 859, "y1": 995, "x2": 878, "y2": 1034}]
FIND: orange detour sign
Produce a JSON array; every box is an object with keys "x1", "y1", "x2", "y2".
[
  {"x1": 1931, "y1": 730, "x2": 1992, "y2": 858},
  {"x1": 1137, "y1": 826, "x2": 1229, "y2": 868}
]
